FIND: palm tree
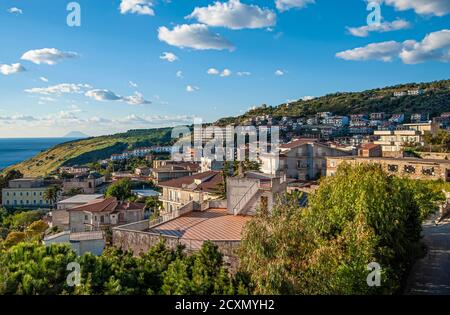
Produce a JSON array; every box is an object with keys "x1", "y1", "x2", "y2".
[{"x1": 44, "y1": 185, "x2": 61, "y2": 209}]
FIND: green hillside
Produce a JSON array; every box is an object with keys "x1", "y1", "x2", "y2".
[
  {"x1": 3, "y1": 128, "x2": 174, "y2": 177},
  {"x1": 217, "y1": 79, "x2": 450, "y2": 125}
]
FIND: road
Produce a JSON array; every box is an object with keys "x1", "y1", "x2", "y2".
[{"x1": 405, "y1": 214, "x2": 450, "y2": 295}]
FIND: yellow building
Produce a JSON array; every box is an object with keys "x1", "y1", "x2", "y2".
[{"x1": 1, "y1": 178, "x2": 58, "y2": 209}]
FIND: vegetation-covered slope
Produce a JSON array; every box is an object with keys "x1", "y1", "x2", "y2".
[
  {"x1": 217, "y1": 79, "x2": 450, "y2": 125},
  {"x1": 3, "y1": 128, "x2": 173, "y2": 177}
]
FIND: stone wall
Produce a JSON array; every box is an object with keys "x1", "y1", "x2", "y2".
[{"x1": 112, "y1": 223, "x2": 241, "y2": 273}]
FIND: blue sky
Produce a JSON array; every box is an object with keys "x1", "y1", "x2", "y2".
[{"x1": 0, "y1": 0, "x2": 449, "y2": 137}]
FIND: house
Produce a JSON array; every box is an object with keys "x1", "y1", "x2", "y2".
[
  {"x1": 358, "y1": 143, "x2": 382, "y2": 157},
  {"x1": 151, "y1": 161, "x2": 200, "y2": 183},
  {"x1": 394, "y1": 91, "x2": 407, "y2": 97},
  {"x1": 1, "y1": 178, "x2": 61, "y2": 209},
  {"x1": 53, "y1": 194, "x2": 103, "y2": 231},
  {"x1": 374, "y1": 128, "x2": 424, "y2": 157},
  {"x1": 389, "y1": 114, "x2": 405, "y2": 123},
  {"x1": 408, "y1": 89, "x2": 424, "y2": 96},
  {"x1": 410, "y1": 113, "x2": 429, "y2": 123},
  {"x1": 323, "y1": 116, "x2": 349, "y2": 127},
  {"x1": 260, "y1": 139, "x2": 352, "y2": 180},
  {"x1": 59, "y1": 165, "x2": 90, "y2": 175},
  {"x1": 158, "y1": 171, "x2": 223, "y2": 213},
  {"x1": 370, "y1": 112, "x2": 386, "y2": 121},
  {"x1": 68, "y1": 197, "x2": 145, "y2": 232},
  {"x1": 403, "y1": 122, "x2": 438, "y2": 135},
  {"x1": 43, "y1": 231, "x2": 105, "y2": 256},
  {"x1": 135, "y1": 166, "x2": 151, "y2": 176},
  {"x1": 326, "y1": 156, "x2": 450, "y2": 181}
]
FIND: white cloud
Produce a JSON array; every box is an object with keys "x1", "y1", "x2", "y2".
[
  {"x1": 237, "y1": 71, "x2": 251, "y2": 76},
  {"x1": 129, "y1": 81, "x2": 138, "y2": 88},
  {"x1": 207, "y1": 68, "x2": 232, "y2": 76},
  {"x1": 336, "y1": 29, "x2": 450, "y2": 64},
  {"x1": 119, "y1": 0, "x2": 155, "y2": 16},
  {"x1": 8, "y1": 7, "x2": 23, "y2": 14},
  {"x1": 85, "y1": 89, "x2": 151, "y2": 105},
  {"x1": 336, "y1": 41, "x2": 403, "y2": 62},
  {"x1": 25, "y1": 83, "x2": 91, "y2": 95},
  {"x1": 186, "y1": 0, "x2": 276, "y2": 30},
  {"x1": 302, "y1": 96, "x2": 315, "y2": 101},
  {"x1": 40, "y1": 76, "x2": 49, "y2": 82},
  {"x1": 122, "y1": 92, "x2": 152, "y2": 105},
  {"x1": 347, "y1": 19, "x2": 410, "y2": 37},
  {"x1": 158, "y1": 24, "x2": 235, "y2": 51},
  {"x1": 382, "y1": 0, "x2": 450, "y2": 17},
  {"x1": 85, "y1": 89, "x2": 122, "y2": 102},
  {"x1": 21, "y1": 48, "x2": 79, "y2": 65},
  {"x1": 400, "y1": 29, "x2": 450, "y2": 64},
  {"x1": 0, "y1": 112, "x2": 196, "y2": 137},
  {"x1": 0, "y1": 63, "x2": 26, "y2": 75},
  {"x1": 275, "y1": 69, "x2": 286, "y2": 76},
  {"x1": 207, "y1": 68, "x2": 220, "y2": 75},
  {"x1": 220, "y1": 69, "x2": 232, "y2": 77},
  {"x1": 176, "y1": 70, "x2": 184, "y2": 78},
  {"x1": 186, "y1": 85, "x2": 200, "y2": 92},
  {"x1": 160, "y1": 52, "x2": 179, "y2": 62},
  {"x1": 275, "y1": 0, "x2": 315, "y2": 12}
]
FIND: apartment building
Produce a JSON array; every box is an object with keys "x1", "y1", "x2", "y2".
[
  {"x1": 1, "y1": 178, "x2": 60, "y2": 209},
  {"x1": 374, "y1": 129, "x2": 424, "y2": 157},
  {"x1": 260, "y1": 139, "x2": 352, "y2": 180},
  {"x1": 151, "y1": 161, "x2": 200, "y2": 183},
  {"x1": 158, "y1": 171, "x2": 222, "y2": 213}
]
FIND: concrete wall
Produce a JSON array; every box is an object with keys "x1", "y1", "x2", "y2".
[{"x1": 52, "y1": 209, "x2": 69, "y2": 231}]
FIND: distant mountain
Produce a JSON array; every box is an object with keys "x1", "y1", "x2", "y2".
[{"x1": 63, "y1": 131, "x2": 90, "y2": 138}]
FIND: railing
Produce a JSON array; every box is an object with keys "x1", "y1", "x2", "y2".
[
  {"x1": 233, "y1": 182, "x2": 259, "y2": 216},
  {"x1": 149, "y1": 201, "x2": 196, "y2": 229}
]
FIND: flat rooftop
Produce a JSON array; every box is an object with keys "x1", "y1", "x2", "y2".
[
  {"x1": 58, "y1": 194, "x2": 103, "y2": 204},
  {"x1": 148, "y1": 208, "x2": 252, "y2": 241}
]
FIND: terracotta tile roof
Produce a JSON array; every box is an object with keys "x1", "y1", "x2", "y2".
[
  {"x1": 69, "y1": 197, "x2": 145, "y2": 213},
  {"x1": 158, "y1": 171, "x2": 223, "y2": 193},
  {"x1": 148, "y1": 208, "x2": 251, "y2": 241}
]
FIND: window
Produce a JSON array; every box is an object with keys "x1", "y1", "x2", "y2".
[
  {"x1": 84, "y1": 215, "x2": 88, "y2": 220},
  {"x1": 404, "y1": 165, "x2": 416, "y2": 174},
  {"x1": 100, "y1": 216, "x2": 104, "y2": 223},
  {"x1": 388, "y1": 164, "x2": 398, "y2": 173},
  {"x1": 422, "y1": 167, "x2": 435, "y2": 176}
]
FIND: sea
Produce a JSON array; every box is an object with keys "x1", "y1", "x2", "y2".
[{"x1": 0, "y1": 138, "x2": 80, "y2": 171}]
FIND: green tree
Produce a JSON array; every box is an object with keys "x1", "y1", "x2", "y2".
[
  {"x1": 239, "y1": 164, "x2": 442, "y2": 295},
  {"x1": 105, "y1": 179, "x2": 132, "y2": 201},
  {"x1": 43, "y1": 185, "x2": 61, "y2": 209}
]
